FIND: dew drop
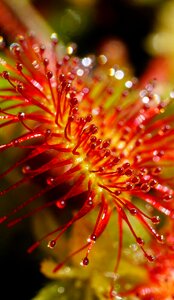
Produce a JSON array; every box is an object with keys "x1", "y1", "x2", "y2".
[
  {"x1": 140, "y1": 167, "x2": 148, "y2": 175},
  {"x1": 48, "y1": 240, "x2": 56, "y2": 249},
  {"x1": 122, "y1": 162, "x2": 130, "y2": 169},
  {"x1": 98, "y1": 54, "x2": 107, "y2": 65},
  {"x1": 102, "y1": 139, "x2": 111, "y2": 148},
  {"x1": 43, "y1": 58, "x2": 49, "y2": 66},
  {"x1": 46, "y1": 177, "x2": 55, "y2": 185},
  {"x1": 76, "y1": 68, "x2": 84, "y2": 77},
  {"x1": 149, "y1": 179, "x2": 157, "y2": 187},
  {"x1": 13, "y1": 139, "x2": 19, "y2": 147},
  {"x1": 115, "y1": 190, "x2": 121, "y2": 196},
  {"x1": 146, "y1": 254, "x2": 155, "y2": 262},
  {"x1": 115, "y1": 69, "x2": 124, "y2": 80},
  {"x1": 90, "y1": 124, "x2": 98, "y2": 134},
  {"x1": 63, "y1": 55, "x2": 70, "y2": 63},
  {"x1": 50, "y1": 33, "x2": 58, "y2": 45},
  {"x1": 40, "y1": 44, "x2": 45, "y2": 53},
  {"x1": 22, "y1": 165, "x2": 31, "y2": 174},
  {"x1": 45, "y1": 129, "x2": 51, "y2": 137},
  {"x1": 86, "y1": 114, "x2": 93, "y2": 123},
  {"x1": 142, "y1": 96, "x2": 149, "y2": 104},
  {"x1": 96, "y1": 139, "x2": 102, "y2": 146},
  {"x1": 117, "y1": 167, "x2": 124, "y2": 175},
  {"x1": 70, "y1": 97, "x2": 78, "y2": 107},
  {"x1": 136, "y1": 237, "x2": 144, "y2": 246},
  {"x1": 135, "y1": 139, "x2": 143, "y2": 147},
  {"x1": 151, "y1": 216, "x2": 160, "y2": 224},
  {"x1": 90, "y1": 234, "x2": 96, "y2": 241},
  {"x1": 10, "y1": 43, "x2": 21, "y2": 55},
  {"x1": 90, "y1": 136, "x2": 97, "y2": 143},
  {"x1": 59, "y1": 74, "x2": 65, "y2": 82},
  {"x1": 131, "y1": 176, "x2": 140, "y2": 184},
  {"x1": 99, "y1": 166, "x2": 104, "y2": 172},
  {"x1": 67, "y1": 45, "x2": 74, "y2": 55},
  {"x1": 152, "y1": 167, "x2": 161, "y2": 175},
  {"x1": 82, "y1": 257, "x2": 89, "y2": 266},
  {"x1": 112, "y1": 157, "x2": 120, "y2": 165},
  {"x1": 47, "y1": 71, "x2": 53, "y2": 79},
  {"x1": 158, "y1": 124, "x2": 171, "y2": 135},
  {"x1": 57, "y1": 200, "x2": 66, "y2": 209},
  {"x1": 125, "y1": 169, "x2": 133, "y2": 176},
  {"x1": 163, "y1": 193, "x2": 173, "y2": 202},
  {"x1": 156, "y1": 234, "x2": 165, "y2": 243},
  {"x1": 18, "y1": 112, "x2": 25, "y2": 120},
  {"x1": 126, "y1": 182, "x2": 134, "y2": 190},
  {"x1": 140, "y1": 183, "x2": 151, "y2": 193},
  {"x1": 16, "y1": 62, "x2": 23, "y2": 71},
  {"x1": 82, "y1": 57, "x2": 92, "y2": 67},
  {"x1": 16, "y1": 83, "x2": 24, "y2": 92},
  {"x1": 125, "y1": 80, "x2": 133, "y2": 89},
  {"x1": 153, "y1": 156, "x2": 160, "y2": 163},
  {"x1": 104, "y1": 149, "x2": 110, "y2": 157},
  {"x1": 82, "y1": 87, "x2": 89, "y2": 94},
  {"x1": 130, "y1": 208, "x2": 137, "y2": 215},
  {"x1": 2, "y1": 71, "x2": 9, "y2": 80},
  {"x1": 65, "y1": 83, "x2": 71, "y2": 92}
]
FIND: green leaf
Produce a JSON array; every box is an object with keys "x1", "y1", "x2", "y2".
[{"x1": 32, "y1": 279, "x2": 97, "y2": 300}]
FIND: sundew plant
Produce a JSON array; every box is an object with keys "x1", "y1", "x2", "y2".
[{"x1": 0, "y1": 1, "x2": 174, "y2": 299}]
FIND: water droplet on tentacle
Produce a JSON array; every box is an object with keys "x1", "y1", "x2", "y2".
[
  {"x1": 81, "y1": 257, "x2": 89, "y2": 266},
  {"x1": 129, "y1": 208, "x2": 138, "y2": 216},
  {"x1": 136, "y1": 237, "x2": 144, "y2": 246},
  {"x1": 46, "y1": 177, "x2": 55, "y2": 186},
  {"x1": 156, "y1": 234, "x2": 165, "y2": 243},
  {"x1": 18, "y1": 112, "x2": 25, "y2": 120},
  {"x1": 151, "y1": 216, "x2": 160, "y2": 224},
  {"x1": 22, "y1": 165, "x2": 31, "y2": 174},
  {"x1": 47, "y1": 71, "x2": 53, "y2": 79},
  {"x1": 10, "y1": 43, "x2": 21, "y2": 55},
  {"x1": 48, "y1": 240, "x2": 56, "y2": 249},
  {"x1": 90, "y1": 234, "x2": 96, "y2": 242},
  {"x1": 2, "y1": 71, "x2": 9, "y2": 80},
  {"x1": 16, "y1": 62, "x2": 23, "y2": 71},
  {"x1": 163, "y1": 193, "x2": 173, "y2": 202},
  {"x1": 57, "y1": 200, "x2": 66, "y2": 209},
  {"x1": 16, "y1": 83, "x2": 24, "y2": 93},
  {"x1": 43, "y1": 58, "x2": 49, "y2": 67},
  {"x1": 50, "y1": 33, "x2": 58, "y2": 45},
  {"x1": 146, "y1": 254, "x2": 155, "y2": 262},
  {"x1": 140, "y1": 183, "x2": 151, "y2": 193}
]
